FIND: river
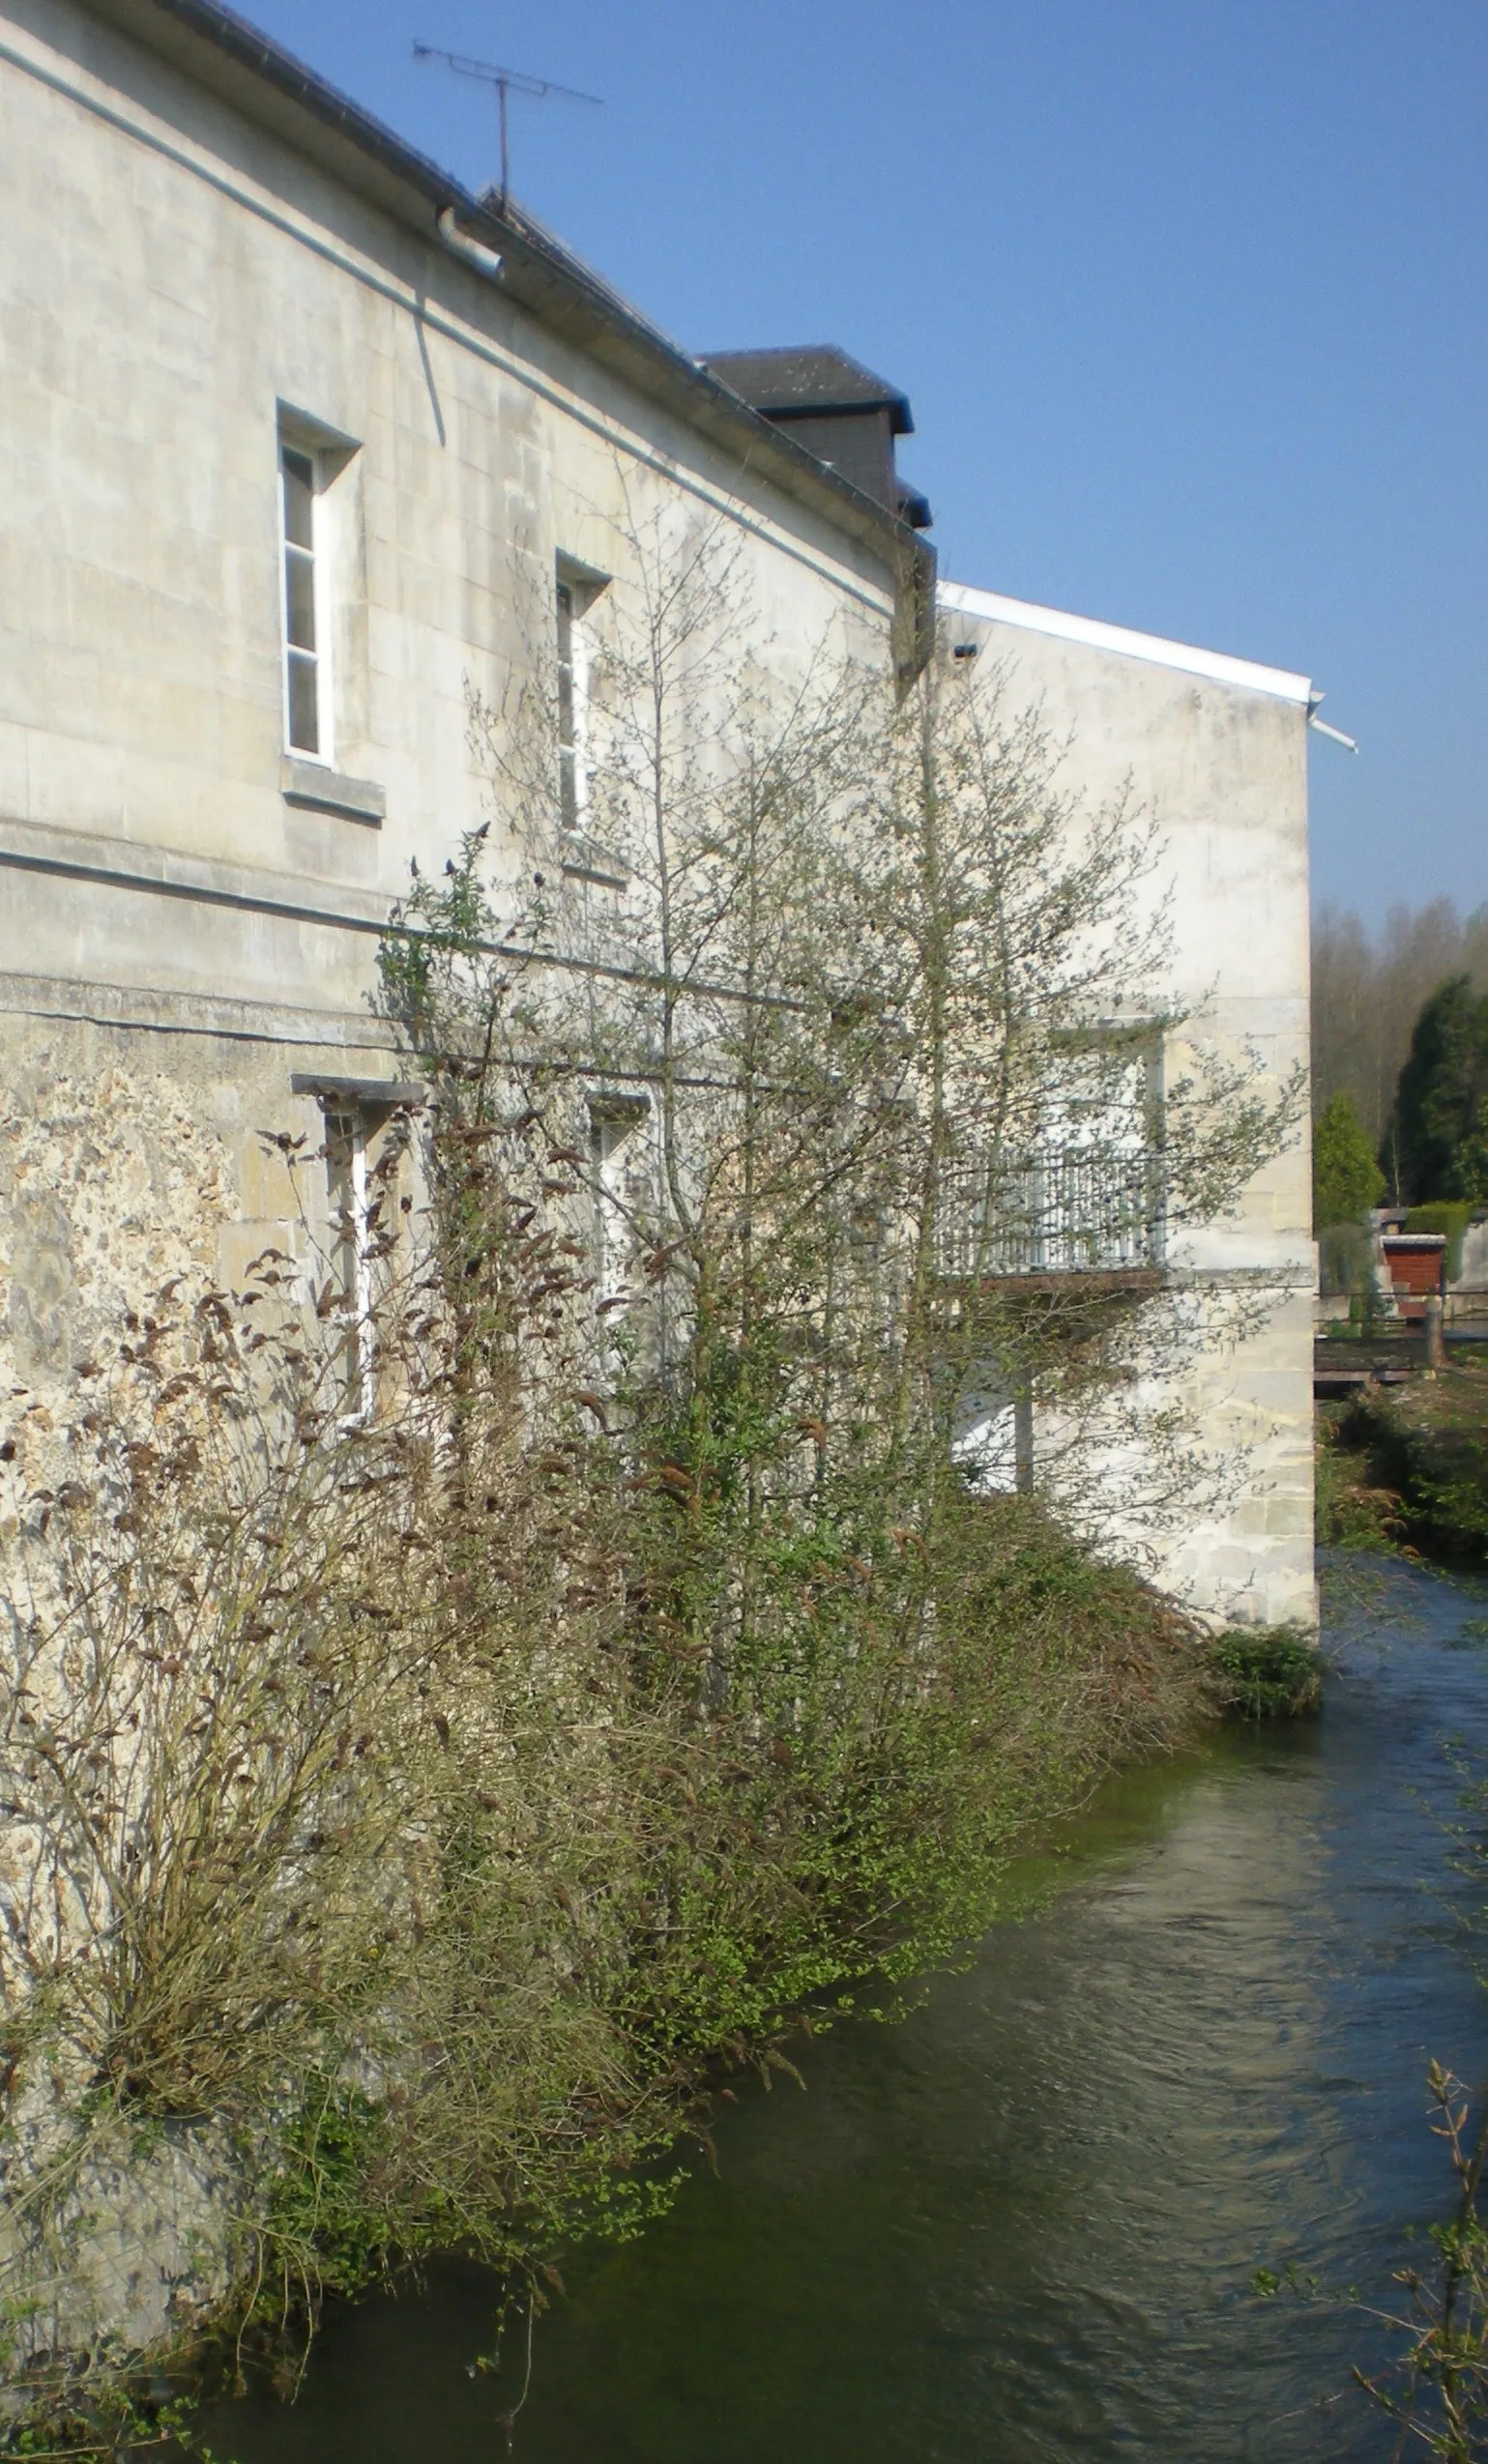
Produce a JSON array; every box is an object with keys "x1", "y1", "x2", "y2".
[{"x1": 199, "y1": 1559, "x2": 1488, "y2": 2462}]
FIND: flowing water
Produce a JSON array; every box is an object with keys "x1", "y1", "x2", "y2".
[{"x1": 202, "y1": 1561, "x2": 1488, "y2": 2462}]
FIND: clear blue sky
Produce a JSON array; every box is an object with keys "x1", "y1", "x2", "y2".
[{"x1": 243, "y1": 0, "x2": 1487, "y2": 925}]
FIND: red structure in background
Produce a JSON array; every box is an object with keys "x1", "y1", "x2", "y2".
[{"x1": 1381, "y1": 1232, "x2": 1447, "y2": 1324}]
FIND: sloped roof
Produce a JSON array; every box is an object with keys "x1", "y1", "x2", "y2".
[
  {"x1": 701, "y1": 347, "x2": 915, "y2": 436},
  {"x1": 77, "y1": 0, "x2": 932, "y2": 589}
]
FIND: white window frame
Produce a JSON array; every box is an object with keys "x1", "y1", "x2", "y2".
[
  {"x1": 556, "y1": 574, "x2": 584, "y2": 830},
  {"x1": 556, "y1": 556, "x2": 609, "y2": 835},
  {"x1": 277, "y1": 405, "x2": 361, "y2": 769},
  {"x1": 278, "y1": 432, "x2": 335, "y2": 767},
  {"x1": 588, "y1": 1092, "x2": 648, "y2": 1316},
  {"x1": 325, "y1": 1106, "x2": 373, "y2": 1422}
]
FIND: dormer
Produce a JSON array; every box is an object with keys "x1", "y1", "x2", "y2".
[{"x1": 700, "y1": 345, "x2": 932, "y2": 530}]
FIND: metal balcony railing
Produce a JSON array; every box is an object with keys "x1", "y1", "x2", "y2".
[{"x1": 934, "y1": 1147, "x2": 1165, "y2": 1279}]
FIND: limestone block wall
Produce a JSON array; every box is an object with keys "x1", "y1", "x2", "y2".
[
  {"x1": 0, "y1": 0, "x2": 901, "y2": 1439},
  {"x1": 0, "y1": 0, "x2": 1317, "y2": 1635},
  {"x1": 0, "y1": 0, "x2": 895, "y2": 918}
]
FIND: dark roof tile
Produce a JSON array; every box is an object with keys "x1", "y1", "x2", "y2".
[{"x1": 701, "y1": 346, "x2": 914, "y2": 435}]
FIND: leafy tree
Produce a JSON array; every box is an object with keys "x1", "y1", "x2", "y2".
[
  {"x1": 1312, "y1": 1091, "x2": 1385, "y2": 1231},
  {"x1": 1386, "y1": 976, "x2": 1488, "y2": 1204},
  {"x1": 380, "y1": 488, "x2": 1302, "y2": 1586}
]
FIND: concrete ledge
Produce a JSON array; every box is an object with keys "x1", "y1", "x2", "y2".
[
  {"x1": 0, "y1": 964, "x2": 400, "y2": 1051},
  {"x1": 560, "y1": 830, "x2": 628, "y2": 890},
  {"x1": 290, "y1": 1069, "x2": 425, "y2": 1106},
  {"x1": 280, "y1": 757, "x2": 386, "y2": 825},
  {"x1": 0, "y1": 814, "x2": 393, "y2": 936}
]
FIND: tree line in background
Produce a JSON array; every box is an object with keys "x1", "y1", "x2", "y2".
[{"x1": 1311, "y1": 899, "x2": 1488, "y2": 1230}]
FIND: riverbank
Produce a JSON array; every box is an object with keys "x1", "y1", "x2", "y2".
[
  {"x1": 1318, "y1": 1353, "x2": 1488, "y2": 1565},
  {"x1": 190, "y1": 1560, "x2": 1488, "y2": 2464},
  {"x1": 2, "y1": 1494, "x2": 1228, "y2": 2461}
]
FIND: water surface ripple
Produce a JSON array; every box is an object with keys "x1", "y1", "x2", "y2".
[{"x1": 205, "y1": 1562, "x2": 1488, "y2": 2462}]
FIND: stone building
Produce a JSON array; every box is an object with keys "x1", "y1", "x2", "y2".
[
  {"x1": 936, "y1": 585, "x2": 1315, "y2": 1629},
  {"x1": 0, "y1": 0, "x2": 927, "y2": 1424},
  {"x1": 2, "y1": 0, "x2": 1313, "y2": 1630}
]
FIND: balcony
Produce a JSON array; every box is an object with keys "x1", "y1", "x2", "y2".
[{"x1": 934, "y1": 1146, "x2": 1165, "y2": 1285}]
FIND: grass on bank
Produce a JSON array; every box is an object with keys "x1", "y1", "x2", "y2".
[{"x1": 1318, "y1": 1356, "x2": 1488, "y2": 1568}]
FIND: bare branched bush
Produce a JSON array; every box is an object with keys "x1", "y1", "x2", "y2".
[
  {"x1": 1354, "y1": 2064, "x2": 1488, "y2": 2459},
  {"x1": 0, "y1": 1087, "x2": 1212, "y2": 2394}
]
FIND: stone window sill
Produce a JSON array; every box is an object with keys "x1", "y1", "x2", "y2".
[
  {"x1": 280, "y1": 756, "x2": 386, "y2": 826},
  {"x1": 560, "y1": 830, "x2": 627, "y2": 889},
  {"x1": 289, "y1": 1070, "x2": 425, "y2": 1107}
]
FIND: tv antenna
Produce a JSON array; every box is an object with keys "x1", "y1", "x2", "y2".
[{"x1": 413, "y1": 46, "x2": 603, "y2": 211}]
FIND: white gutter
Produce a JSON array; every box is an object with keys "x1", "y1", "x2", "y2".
[
  {"x1": 436, "y1": 206, "x2": 504, "y2": 283},
  {"x1": 1306, "y1": 697, "x2": 1358, "y2": 753},
  {"x1": 939, "y1": 579, "x2": 1313, "y2": 706}
]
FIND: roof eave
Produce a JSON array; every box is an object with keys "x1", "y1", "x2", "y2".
[
  {"x1": 80, "y1": 0, "x2": 929, "y2": 593},
  {"x1": 938, "y1": 581, "x2": 1311, "y2": 707},
  {"x1": 746, "y1": 397, "x2": 915, "y2": 437}
]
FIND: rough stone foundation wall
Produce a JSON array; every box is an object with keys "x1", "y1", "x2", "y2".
[
  {"x1": 0, "y1": 1006, "x2": 398, "y2": 1429},
  {"x1": 0, "y1": 1001, "x2": 412, "y2": 2394}
]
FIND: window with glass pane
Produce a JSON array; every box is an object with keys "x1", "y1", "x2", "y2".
[
  {"x1": 326, "y1": 1108, "x2": 369, "y2": 1417},
  {"x1": 556, "y1": 577, "x2": 578, "y2": 827},
  {"x1": 280, "y1": 443, "x2": 320, "y2": 755},
  {"x1": 588, "y1": 1094, "x2": 648, "y2": 1319}
]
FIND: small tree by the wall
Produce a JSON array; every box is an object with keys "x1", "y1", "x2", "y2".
[{"x1": 379, "y1": 492, "x2": 1304, "y2": 1611}]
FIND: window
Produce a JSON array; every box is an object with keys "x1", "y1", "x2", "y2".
[
  {"x1": 556, "y1": 576, "x2": 580, "y2": 829},
  {"x1": 588, "y1": 1093, "x2": 649, "y2": 1313},
  {"x1": 935, "y1": 1031, "x2": 1165, "y2": 1280},
  {"x1": 555, "y1": 557, "x2": 608, "y2": 833},
  {"x1": 325, "y1": 1108, "x2": 372, "y2": 1417},
  {"x1": 294, "y1": 1071, "x2": 419, "y2": 1419},
  {"x1": 279, "y1": 438, "x2": 327, "y2": 758},
  {"x1": 951, "y1": 1380, "x2": 1035, "y2": 1495},
  {"x1": 276, "y1": 408, "x2": 365, "y2": 779}
]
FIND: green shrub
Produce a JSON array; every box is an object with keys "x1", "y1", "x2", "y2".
[
  {"x1": 1211, "y1": 1628, "x2": 1321, "y2": 1720},
  {"x1": 1316, "y1": 1416, "x2": 1406, "y2": 1551},
  {"x1": 1313, "y1": 1092, "x2": 1385, "y2": 1232},
  {"x1": 1332, "y1": 1392, "x2": 1488, "y2": 1566}
]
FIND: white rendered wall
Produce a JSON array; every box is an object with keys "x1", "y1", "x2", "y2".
[{"x1": 940, "y1": 583, "x2": 1316, "y2": 1631}]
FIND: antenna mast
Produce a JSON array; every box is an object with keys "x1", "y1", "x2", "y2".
[{"x1": 413, "y1": 46, "x2": 602, "y2": 211}]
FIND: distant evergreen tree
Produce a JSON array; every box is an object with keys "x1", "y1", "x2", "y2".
[
  {"x1": 1386, "y1": 975, "x2": 1488, "y2": 1203},
  {"x1": 1311, "y1": 896, "x2": 1488, "y2": 1147},
  {"x1": 1312, "y1": 1091, "x2": 1385, "y2": 1231}
]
